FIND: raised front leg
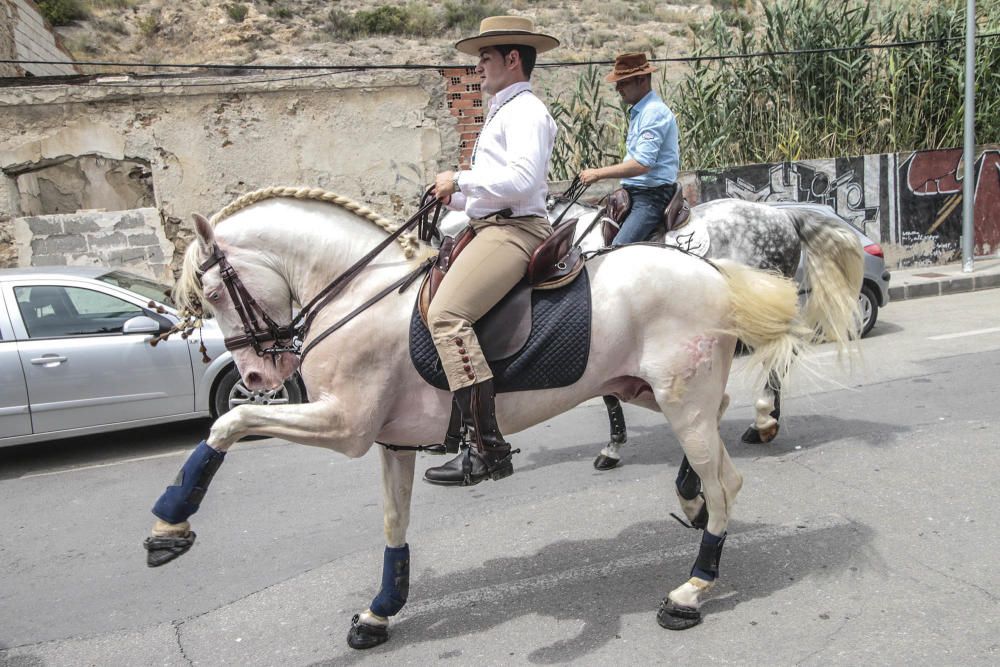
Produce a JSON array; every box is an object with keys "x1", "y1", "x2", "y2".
[
  {"x1": 207, "y1": 399, "x2": 372, "y2": 454},
  {"x1": 593, "y1": 395, "x2": 628, "y2": 470},
  {"x1": 348, "y1": 447, "x2": 417, "y2": 650},
  {"x1": 144, "y1": 400, "x2": 372, "y2": 567}
]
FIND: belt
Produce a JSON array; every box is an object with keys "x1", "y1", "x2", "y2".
[
  {"x1": 624, "y1": 182, "x2": 676, "y2": 193},
  {"x1": 486, "y1": 209, "x2": 545, "y2": 220}
]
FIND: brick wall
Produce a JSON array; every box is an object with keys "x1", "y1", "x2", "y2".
[{"x1": 440, "y1": 66, "x2": 484, "y2": 169}]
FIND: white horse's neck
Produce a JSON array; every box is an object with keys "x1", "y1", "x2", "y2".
[{"x1": 218, "y1": 198, "x2": 413, "y2": 307}]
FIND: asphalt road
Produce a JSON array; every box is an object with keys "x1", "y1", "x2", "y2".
[{"x1": 1, "y1": 289, "x2": 999, "y2": 666}]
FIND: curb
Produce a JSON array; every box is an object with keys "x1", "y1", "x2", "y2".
[{"x1": 888, "y1": 272, "x2": 1000, "y2": 302}]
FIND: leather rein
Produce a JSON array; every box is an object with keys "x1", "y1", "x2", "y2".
[{"x1": 197, "y1": 197, "x2": 441, "y2": 361}]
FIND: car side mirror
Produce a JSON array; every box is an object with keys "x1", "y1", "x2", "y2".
[{"x1": 123, "y1": 315, "x2": 161, "y2": 334}]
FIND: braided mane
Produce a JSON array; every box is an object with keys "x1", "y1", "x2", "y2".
[{"x1": 173, "y1": 186, "x2": 433, "y2": 316}]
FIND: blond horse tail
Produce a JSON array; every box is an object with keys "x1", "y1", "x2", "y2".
[
  {"x1": 715, "y1": 260, "x2": 814, "y2": 390},
  {"x1": 787, "y1": 205, "x2": 865, "y2": 352}
]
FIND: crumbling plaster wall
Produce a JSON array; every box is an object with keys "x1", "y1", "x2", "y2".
[{"x1": 0, "y1": 70, "x2": 456, "y2": 275}]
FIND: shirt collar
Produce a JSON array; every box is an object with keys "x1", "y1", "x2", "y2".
[
  {"x1": 629, "y1": 90, "x2": 657, "y2": 118},
  {"x1": 489, "y1": 81, "x2": 532, "y2": 111}
]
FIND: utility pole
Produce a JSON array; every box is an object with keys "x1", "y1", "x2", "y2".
[{"x1": 962, "y1": 0, "x2": 976, "y2": 272}]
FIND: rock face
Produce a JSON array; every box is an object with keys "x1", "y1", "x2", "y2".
[{"x1": 55, "y1": 1, "x2": 712, "y2": 76}]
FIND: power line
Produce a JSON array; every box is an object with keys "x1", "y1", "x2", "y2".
[{"x1": 2, "y1": 31, "x2": 998, "y2": 76}]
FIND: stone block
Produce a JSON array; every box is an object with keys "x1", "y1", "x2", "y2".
[
  {"x1": 905, "y1": 282, "x2": 941, "y2": 299},
  {"x1": 31, "y1": 254, "x2": 67, "y2": 266},
  {"x1": 64, "y1": 219, "x2": 101, "y2": 234},
  {"x1": 24, "y1": 217, "x2": 63, "y2": 235},
  {"x1": 114, "y1": 212, "x2": 147, "y2": 230},
  {"x1": 126, "y1": 232, "x2": 161, "y2": 247},
  {"x1": 88, "y1": 231, "x2": 128, "y2": 249},
  {"x1": 940, "y1": 277, "x2": 973, "y2": 294},
  {"x1": 974, "y1": 273, "x2": 1000, "y2": 290},
  {"x1": 106, "y1": 248, "x2": 147, "y2": 264},
  {"x1": 31, "y1": 235, "x2": 86, "y2": 254}
]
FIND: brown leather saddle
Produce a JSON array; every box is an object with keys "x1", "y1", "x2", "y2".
[
  {"x1": 600, "y1": 186, "x2": 691, "y2": 247},
  {"x1": 418, "y1": 216, "x2": 585, "y2": 360}
]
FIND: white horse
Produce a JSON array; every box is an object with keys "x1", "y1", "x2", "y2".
[{"x1": 143, "y1": 187, "x2": 849, "y2": 648}]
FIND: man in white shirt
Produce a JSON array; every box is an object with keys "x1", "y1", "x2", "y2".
[{"x1": 424, "y1": 16, "x2": 559, "y2": 487}]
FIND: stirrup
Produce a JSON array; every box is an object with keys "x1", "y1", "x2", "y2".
[{"x1": 467, "y1": 446, "x2": 520, "y2": 485}]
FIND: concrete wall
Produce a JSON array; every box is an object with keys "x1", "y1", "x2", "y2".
[
  {"x1": 0, "y1": 71, "x2": 456, "y2": 278},
  {"x1": 689, "y1": 145, "x2": 1000, "y2": 268},
  {"x1": 2, "y1": 0, "x2": 79, "y2": 77}
]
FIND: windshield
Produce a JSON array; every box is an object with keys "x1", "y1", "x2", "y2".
[{"x1": 97, "y1": 270, "x2": 176, "y2": 307}]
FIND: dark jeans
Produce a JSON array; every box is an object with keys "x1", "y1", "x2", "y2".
[{"x1": 612, "y1": 183, "x2": 677, "y2": 246}]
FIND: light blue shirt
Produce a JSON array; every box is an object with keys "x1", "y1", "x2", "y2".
[{"x1": 622, "y1": 90, "x2": 679, "y2": 188}]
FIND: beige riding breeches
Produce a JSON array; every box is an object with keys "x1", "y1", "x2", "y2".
[{"x1": 428, "y1": 215, "x2": 551, "y2": 391}]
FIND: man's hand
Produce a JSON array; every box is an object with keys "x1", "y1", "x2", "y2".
[
  {"x1": 579, "y1": 168, "x2": 603, "y2": 185},
  {"x1": 433, "y1": 170, "x2": 456, "y2": 202}
]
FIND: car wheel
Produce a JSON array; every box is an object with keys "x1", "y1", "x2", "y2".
[
  {"x1": 859, "y1": 283, "x2": 879, "y2": 338},
  {"x1": 211, "y1": 365, "x2": 305, "y2": 418}
]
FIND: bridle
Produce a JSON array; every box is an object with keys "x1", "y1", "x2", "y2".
[
  {"x1": 196, "y1": 196, "x2": 440, "y2": 360},
  {"x1": 197, "y1": 244, "x2": 299, "y2": 357}
]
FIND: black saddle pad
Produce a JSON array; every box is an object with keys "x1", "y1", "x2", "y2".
[{"x1": 409, "y1": 269, "x2": 592, "y2": 393}]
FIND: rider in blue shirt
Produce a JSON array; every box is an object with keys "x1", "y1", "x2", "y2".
[{"x1": 580, "y1": 52, "x2": 680, "y2": 245}]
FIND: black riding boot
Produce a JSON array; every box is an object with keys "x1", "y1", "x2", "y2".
[{"x1": 424, "y1": 379, "x2": 514, "y2": 486}]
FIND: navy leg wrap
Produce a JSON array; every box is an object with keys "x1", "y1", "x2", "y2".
[
  {"x1": 691, "y1": 530, "x2": 726, "y2": 581},
  {"x1": 370, "y1": 544, "x2": 410, "y2": 617},
  {"x1": 675, "y1": 456, "x2": 701, "y2": 501},
  {"x1": 152, "y1": 441, "x2": 226, "y2": 524},
  {"x1": 603, "y1": 395, "x2": 627, "y2": 444}
]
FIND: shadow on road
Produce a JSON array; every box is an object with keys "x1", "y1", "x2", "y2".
[
  {"x1": 309, "y1": 517, "x2": 876, "y2": 665},
  {"x1": 513, "y1": 412, "x2": 907, "y2": 476}
]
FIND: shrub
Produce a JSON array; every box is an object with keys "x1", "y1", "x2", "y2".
[
  {"x1": 136, "y1": 13, "x2": 159, "y2": 37},
  {"x1": 37, "y1": 0, "x2": 88, "y2": 26},
  {"x1": 226, "y1": 3, "x2": 249, "y2": 23},
  {"x1": 442, "y1": 1, "x2": 503, "y2": 31}
]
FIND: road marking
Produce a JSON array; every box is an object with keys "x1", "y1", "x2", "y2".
[
  {"x1": 928, "y1": 327, "x2": 1000, "y2": 341},
  {"x1": 18, "y1": 449, "x2": 188, "y2": 479},
  {"x1": 402, "y1": 515, "x2": 850, "y2": 615}
]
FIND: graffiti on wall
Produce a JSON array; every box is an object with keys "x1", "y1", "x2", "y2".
[
  {"x1": 899, "y1": 148, "x2": 1000, "y2": 262},
  {"x1": 693, "y1": 146, "x2": 1000, "y2": 267},
  {"x1": 696, "y1": 157, "x2": 884, "y2": 236}
]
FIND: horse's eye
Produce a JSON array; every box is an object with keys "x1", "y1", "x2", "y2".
[{"x1": 206, "y1": 291, "x2": 221, "y2": 302}]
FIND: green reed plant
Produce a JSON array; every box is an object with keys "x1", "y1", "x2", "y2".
[
  {"x1": 548, "y1": 65, "x2": 627, "y2": 181},
  {"x1": 545, "y1": 0, "x2": 1000, "y2": 175},
  {"x1": 671, "y1": 0, "x2": 1000, "y2": 168}
]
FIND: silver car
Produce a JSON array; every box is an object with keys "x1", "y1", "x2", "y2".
[{"x1": 0, "y1": 267, "x2": 305, "y2": 448}]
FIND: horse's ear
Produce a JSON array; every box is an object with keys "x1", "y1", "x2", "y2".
[{"x1": 192, "y1": 214, "x2": 214, "y2": 251}]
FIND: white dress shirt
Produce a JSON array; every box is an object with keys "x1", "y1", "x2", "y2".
[{"x1": 449, "y1": 81, "x2": 557, "y2": 219}]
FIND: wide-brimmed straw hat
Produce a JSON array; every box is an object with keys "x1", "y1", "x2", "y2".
[
  {"x1": 455, "y1": 15, "x2": 559, "y2": 56},
  {"x1": 605, "y1": 52, "x2": 658, "y2": 82}
]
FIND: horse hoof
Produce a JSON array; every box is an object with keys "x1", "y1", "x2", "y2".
[
  {"x1": 347, "y1": 614, "x2": 389, "y2": 649},
  {"x1": 593, "y1": 454, "x2": 620, "y2": 470},
  {"x1": 657, "y1": 598, "x2": 702, "y2": 630},
  {"x1": 143, "y1": 532, "x2": 196, "y2": 567}
]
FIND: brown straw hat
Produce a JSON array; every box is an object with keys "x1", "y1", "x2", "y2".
[
  {"x1": 455, "y1": 16, "x2": 559, "y2": 56},
  {"x1": 605, "y1": 52, "x2": 658, "y2": 82}
]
